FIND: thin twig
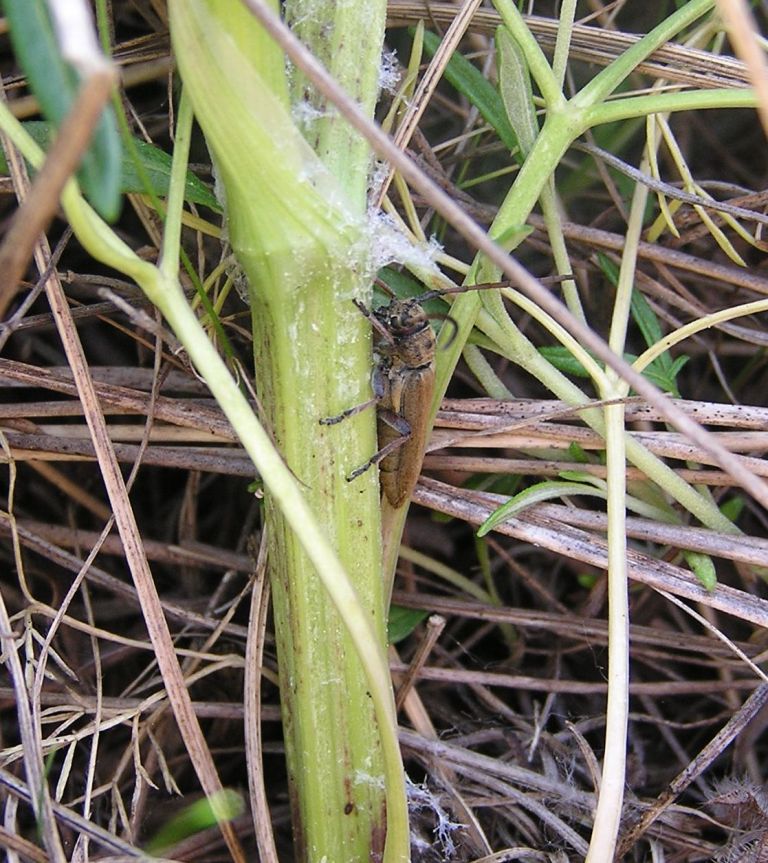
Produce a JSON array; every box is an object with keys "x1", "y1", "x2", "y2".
[
  {"x1": 616, "y1": 683, "x2": 768, "y2": 856},
  {"x1": 244, "y1": 534, "x2": 280, "y2": 863}
]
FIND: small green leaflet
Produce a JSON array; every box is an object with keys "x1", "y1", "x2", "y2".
[
  {"x1": 478, "y1": 479, "x2": 608, "y2": 536},
  {"x1": 144, "y1": 790, "x2": 243, "y2": 854},
  {"x1": 421, "y1": 29, "x2": 519, "y2": 155},
  {"x1": 388, "y1": 605, "x2": 429, "y2": 644},
  {"x1": 0, "y1": 121, "x2": 221, "y2": 212},
  {"x1": 496, "y1": 26, "x2": 538, "y2": 157}
]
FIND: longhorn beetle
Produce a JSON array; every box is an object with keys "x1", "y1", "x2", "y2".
[{"x1": 321, "y1": 279, "x2": 513, "y2": 508}]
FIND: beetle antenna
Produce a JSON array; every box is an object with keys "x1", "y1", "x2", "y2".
[
  {"x1": 414, "y1": 280, "x2": 514, "y2": 304},
  {"x1": 415, "y1": 275, "x2": 572, "y2": 305},
  {"x1": 374, "y1": 277, "x2": 397, "y2": 299},
  {"x1": 435, "y1": 314, "x2": 459, "y2": 348},
  {"x1": 353, "y1": 298, "x2": 394, "y2": 343}
]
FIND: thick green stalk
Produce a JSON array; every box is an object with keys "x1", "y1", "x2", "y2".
[
  {"x1": 247, "y1": 263, "x2": 392, "y2": 863},
  {"x1": 285, "y1": 0, "x2": 386, "y2": 203},
  {"x1": 168, "y1": 2, "x2": 408, "y2": 861}
]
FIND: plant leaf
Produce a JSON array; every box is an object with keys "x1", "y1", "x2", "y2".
[
  {"x1": 145, "y1": 790, "x2": 244, "y2": 854},
  {"x1": 3, "y1": 0, "x2": 122, "y2": 220},
  {"x1": 684, "y1": 551, "x2": 717, "y2": 592},
  {"x1": 630, "y1": 285, "x2": 665, "y2": 359},
  {"x1": 422, "y1": 29, "x2": 519, "y2": 154},
  {"x1": 127, "y1": 138, "x2": 221, "y2": 211},
  {"x1": 0, "y1": 121, "x2": 220, "y2": 211},
  {"x1": 496, "y1": 26, "x2": 538, "y2": 156},
  {"x1": 478, "y1": 480, "x2": 607, "y2": 536},
  {"x1": 388, "y1": 605, "x2": 429, "y2": 644}
]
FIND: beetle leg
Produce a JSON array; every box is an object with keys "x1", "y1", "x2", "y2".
[
  {"x1": 319, "y1": 359, "x2": 390, "y2": 425},
  {"x1": 319, "y1": 397, "x2": 378, "y2": 425},
  {"x1": 346, "y1": 409, "x2": 411, "y2": 481}
]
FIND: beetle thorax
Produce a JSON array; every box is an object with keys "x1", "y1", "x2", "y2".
[{"x1": 375, "y1": 299, "x2": 435, "y2": 369}]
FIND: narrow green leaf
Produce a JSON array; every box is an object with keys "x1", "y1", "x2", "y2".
[
  {"x1": 0, "y1": 121, "x2": 220, "y2": 211},
  {"x1": 684, "y1": 551, "x2": 717, "y2": 592},
  {"x1": 376, "y1": 267, "x2": 424, "y2": 302},
  {"x1": 577, "y1": 572, "x2": 600, "y2": 588},
  {"x1": 666, "y1": 355, "x2": 690, "y2": 380},
  {"x1": 126, "y1": 138, "x2": 220, "y2": 211},
  {"x1": 3, "y1": 0, "x2": 122, "y2": 220},
  {"x1": 630, "y1": 285, "x2": 664, "y2": 354},
  {"x1": 539, "y1": 343, "x2": 688, "y2": 393},
  {"x1": 421, "y1": 29, "x2": 519, "y2": 154},
  {"x1": 387, "y1": 605, "x2": 429, "y2": 644},
  {"x1": 596, "y1": 251, "x2": 620, "y2": 284},
  {"x1": 559, "y1": 469, "x2": 603, "y2": 484},
  {"x1": 598, "y1": 254, "x2": 688, "y2": 395},
  {"x1": 599, "y1": 252, "x2": 665, "y2": 366},
  {"x1": 478, "y1": 480, "x2": 607, "y2": 536},
  {"x1": 643, "y1": 364, "x2": 685, "y2": 393},
  {"x1": 145, "y1": 790, "x2": 244, "y2": 854},
  {"x1": 567, "y1": 442, "x2": 590, "y2": 463},
  {"x1": 720, "y1": 495, "x2": 744, "y2": 522},
  {"x1": 538, "y1": 345, "x2": 593, "y2": 378},
  {"x1": 496, "y1": 26, "x2": 538, "y2": 156}
]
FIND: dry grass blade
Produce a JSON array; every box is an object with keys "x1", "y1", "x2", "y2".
[
  {"x1": 528, "y1": 213, "x2": 768, "y2": 297},
  {"x1": 388, "y1": 2, "x2": 752, "y2": 89},
  {"x1": 0, "y1": 766, "x2": 148, "y2": 858},
  {"x1": 374, "y1": 0, "x2": 484, "y2": 208},
  {"x1": 616, "y1": 683, "x2": 768, "y2": 855},
  {"x1": 414, "y1": 477, "x2": 768, "y2": 628},
  {"x1": 244, "y1": 535, "x2": 279, "y2": 863},
  {"x1": 0, "y1": 123, "x2": 246, "y2": 863}
]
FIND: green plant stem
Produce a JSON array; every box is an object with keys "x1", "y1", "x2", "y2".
[
  {"x1": 463, "y1": 344, "x2": 513, "y2": 399},
  {"x1": 285, "y1": 0, "x2": 385, "y2": 205},
  {"x1": 574, "y1": 0, "x2": 715, "y2": 106},
  {"x1": 168, "y1": 1, "x2": 411, "y2": 858},
  {"x1": 159, "y1": 91, "x2": 191, "y2": 281},
  {"x1": 485, "y1": 0, "x2": 724, "y2": 269},
  {"x1": 551, "y1": 0, "x2": 576, "y2": 89},
  {"x1": 585, "y1": 87, "x2": 758, "y2": 126},
  {"x1": 585, "y1": 399, "x2": 629, "y2": 863},
  {"x1": 474, "y1": 301, "x2": 737, "y2": 534},
  {"x1": 247, "y1": 272, "x2": 402, "y2": 863},
  {"x1": 164, "y1": 280, "x2": 403, "y2": 863},
  {"x1": 584, "y1": 158, "x2": 648, "y2": 863},
  {"x1": 538, "y1": 177, "x2": 585, "y2": 323}
]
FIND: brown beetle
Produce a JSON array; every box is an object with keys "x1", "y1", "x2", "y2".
[
  {"x1": 320, "y1": 294, "x2": 437, "y2": 507},
  {"x1": 322, "y1": 278, "x2": 530, "y2": 507},
  {"x1": 361, "y1": 296, "x2": 437, "y2": 508}
]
